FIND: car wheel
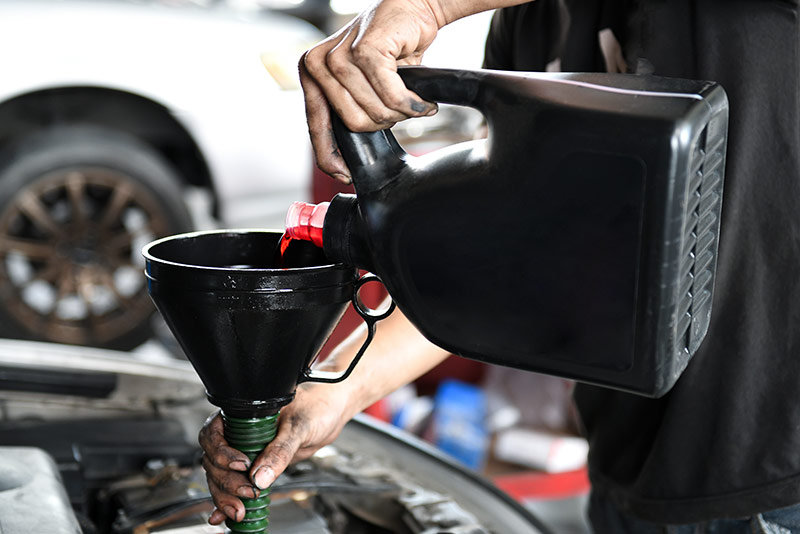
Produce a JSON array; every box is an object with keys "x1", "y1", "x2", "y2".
[{"x1": 0, "y1": 126, "x2": 193, "y2": 349}]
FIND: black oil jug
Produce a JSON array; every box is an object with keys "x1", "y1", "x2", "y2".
[{"x1": 288, "y1": 66, "x2": 729, "y2": 397}]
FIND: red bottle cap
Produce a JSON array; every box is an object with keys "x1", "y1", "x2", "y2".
[{"x1": 285, "y1": 201, "x2": 329, "y2": 248}]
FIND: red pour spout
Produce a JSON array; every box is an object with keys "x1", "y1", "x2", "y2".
[{"x1": 285, "y1": 201, "x2": 329, "y2": 248}]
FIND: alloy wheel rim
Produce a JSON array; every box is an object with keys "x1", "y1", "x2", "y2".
[{"x1": 0, "y1": 167, "x2": 173, "y2": 345}]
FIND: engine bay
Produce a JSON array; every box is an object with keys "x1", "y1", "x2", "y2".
[{"x1": 0, "y1": 340, "x2": 548, "y2": 534}]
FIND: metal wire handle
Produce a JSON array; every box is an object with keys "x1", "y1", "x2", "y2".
[{"x1": 302, "y1": 273, "x2": 395, "y2": 384}]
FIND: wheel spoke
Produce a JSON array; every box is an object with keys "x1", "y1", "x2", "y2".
[
  {"x1": 99, "y1": 183, "x2": 133, "y2": 232},
  {"x1": 76, "y1": 273, "x2": 95, "y2": 316},
  {"x1": 0, "y1": 236, "x2": 55, "y2": 260},
  {"x1": 105, "y1": 231, "x2": 135, "y2": 256},
  {"x1": 48, "y1": 267, "x2": 76, "y2": 320},
  {"x1": 18, "y1": 191, "x2": 64, "y2": 238},
  {"x1": 35, "y1": 260, "x2": 65, "y2": 283},
  {"x1": 66, "y1": 171, "x2": 88, "y2": 229},
  {"x1": 97, "y1": 268, "x2": 125, "y2": 303}
]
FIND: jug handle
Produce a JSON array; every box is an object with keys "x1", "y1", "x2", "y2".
[
  {"x1": 331, "y1": 66, "x2": 486, "y2": 193},
  {"x1": 301, "y1": 273, "x2": 395, "y2": 384}
]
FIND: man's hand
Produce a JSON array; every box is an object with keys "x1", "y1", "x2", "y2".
[
  {"x1": 299, "y1": 0, "x2": 443, "y2": 183},
  {"x1": 199, "y1": 382, "x2": 352, "y2": 525},
  {"x1": 298, "y1": 0, "x2": 529, "y2": 182}
]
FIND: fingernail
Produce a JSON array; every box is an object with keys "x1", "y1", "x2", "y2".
[
  {"x1": 425, "y1": 106, "x2": 438, "y2": 117},
  {"x1": 332, "y1": 172, "x2": 352, "y2": 185},
  {"x1": 410, "y1": 99, "x2": 427, "y2": 113},
  {"x1": 253, "y1": 466, "x2": 275, "y2": 489},
  {"x1": 228, "y1": 460, "x2": 249, "y2": 471},
  {"x1": 208, "y1": 509, "x2": 225, "y2": 525},
  {"x1": 223, "y1": 505, "x2": 238, "y2": 521},
  {"x1": 236, "y1": 485, "x2": 257, "y2": 498}
]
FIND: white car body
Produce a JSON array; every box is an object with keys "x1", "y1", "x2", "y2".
[{"x1": 0, "y1": 0, "x2": 323, "y2": 228}]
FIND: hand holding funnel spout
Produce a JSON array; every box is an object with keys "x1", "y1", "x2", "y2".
[
  {"x1": 199, "y1": 382, "x2": 352, "y2": 526},
  {"x1": 199, "y1": 306, "x2": 450, "y2": 527}
]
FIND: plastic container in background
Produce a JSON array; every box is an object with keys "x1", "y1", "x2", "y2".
[
  {"x1": 392, "y1": 395, "x2": 434, "y2": 436},
  {"x1": 494, "y1": 427, "x2": 588, "y2": 473},
  {"x1": 429, "y1": 379, "x2": 489, "y2": 470}
]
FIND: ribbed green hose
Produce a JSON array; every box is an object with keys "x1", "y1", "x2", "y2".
[{"x1": 221, "y1": 413, "x2": 279, "y2": 534}]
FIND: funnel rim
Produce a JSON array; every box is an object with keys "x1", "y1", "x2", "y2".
[{"x1": 142, "y1": 228, "x2": 347, "y2": 275}]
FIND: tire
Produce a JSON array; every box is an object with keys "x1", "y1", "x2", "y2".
[{"x1": 0, "y1": 125, "x2": 193, "y2": 350}]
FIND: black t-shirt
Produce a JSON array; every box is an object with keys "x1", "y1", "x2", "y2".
[{"x1": 484, "y1": 0, "x2": 800, "y2": 524}]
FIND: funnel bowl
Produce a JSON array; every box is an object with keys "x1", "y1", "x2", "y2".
[{"x1": 143, "y1": 230, "x2": 358, "y2": 418}]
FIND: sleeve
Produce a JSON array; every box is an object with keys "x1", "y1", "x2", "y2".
[
  {"x1": 482, "y1": 0, "x2": 566, "y2": 72},
  {"x1": 483, "y1": 7, "x2": 515, "y2": 70}
]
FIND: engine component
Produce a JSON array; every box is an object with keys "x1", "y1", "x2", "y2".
[{"x1": 0, "y1": 447, "x2": 81, "y2": 534}]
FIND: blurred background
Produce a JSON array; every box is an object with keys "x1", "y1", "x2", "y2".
[
  {"x1": 0, "y1": 0, "x2": 491, "y2": 351},
  {"x1": 0, "y1": 1, "x2": 590, "y2": 532}
]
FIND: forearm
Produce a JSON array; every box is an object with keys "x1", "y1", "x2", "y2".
[{"x1": 313, "y1": 303, "x2": 450, "y2": 420}]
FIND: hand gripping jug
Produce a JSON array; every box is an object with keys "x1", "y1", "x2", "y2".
[{"x1": 288, "y1": 66, "x2": 729, "y2": 397}]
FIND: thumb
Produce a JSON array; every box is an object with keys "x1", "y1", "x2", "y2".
[{"x1": 250, "y1": 416, "x2": 307, "y2": 490}]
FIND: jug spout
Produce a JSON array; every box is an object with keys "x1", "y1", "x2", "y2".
[
  {"x1": 286, "y1": 195, "x2": 374, "y2": 273},
  {"x1": 285, "y1": 200, "x2": 328, "y2": 248}
]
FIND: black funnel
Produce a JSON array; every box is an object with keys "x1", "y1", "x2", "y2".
[
  {"x1": 143, "y1": 230, "x2": 361, "y2": 418},
  {"x1": 143, "y1": 230, "x2": 392, "y2": 534}
]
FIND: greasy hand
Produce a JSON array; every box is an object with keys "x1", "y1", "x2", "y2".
[
  {"x1": 299, "y1": 0, "x2": 443, "y2": 183},
  {"x1": 199, "y1": 383, "x2": 352, "y2": 526}
]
